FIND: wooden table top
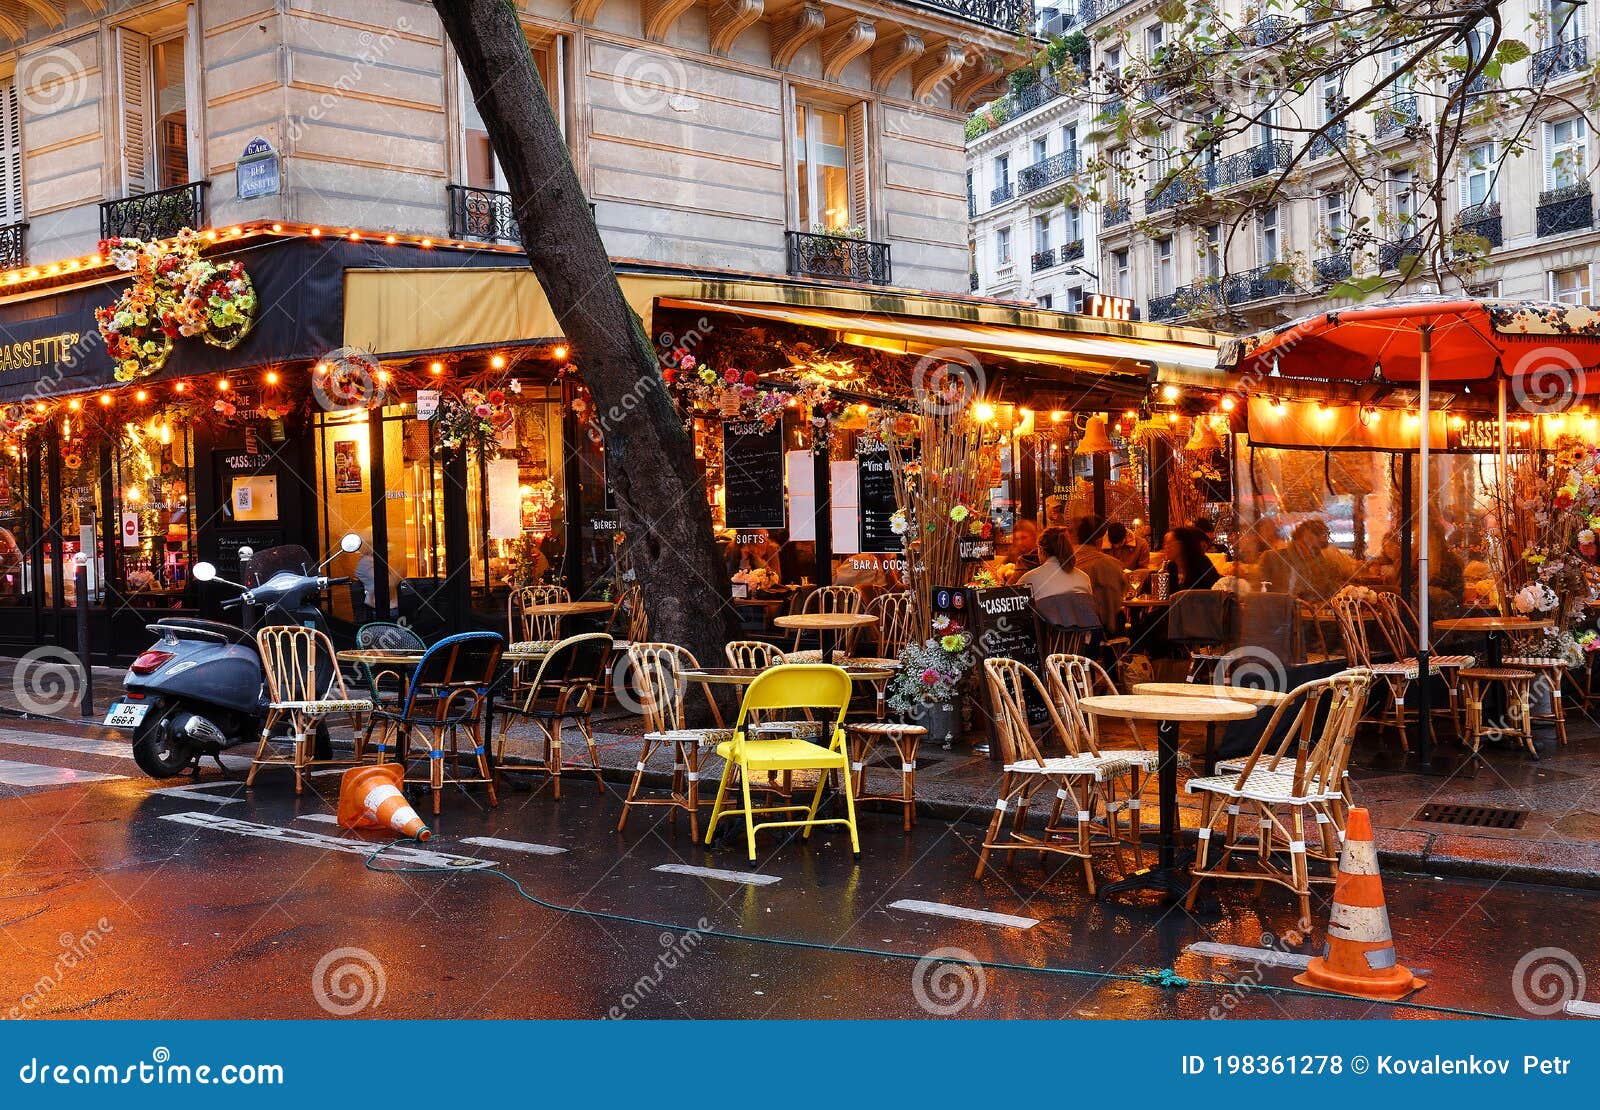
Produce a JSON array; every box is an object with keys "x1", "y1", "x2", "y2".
[
  {"x1": 338, "y1": 648, "x2": 423, "y2": 666},
  {"x1": 1132, "y1": 682, "x2": 1290, "y2": 707},
  {"x1": 522, "y1": 601, "x2": 615, "y2": 617},
  {"x1": 773, "y1": 612, "x2": 878, "y2": 631},
  {"x1": 682, "y1": 663, "x2": 894, "y2": 685},
  {"x1": 1122, "y1": 597, "x2": 1170, "y2": 609},
  {"x1": 1080, "y1": 693, "x2": 1259, "y2": 723},
  {"x1": 1434, "y1": 616, "x2": 1553, "y2": 633}
]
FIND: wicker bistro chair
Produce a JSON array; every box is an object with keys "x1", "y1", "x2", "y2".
[
  {"x1": 1043, "y1": 652, "x2": 1160, "y2": 867},
  {"x1": 496, "y1": 633, "x2": 612, "y2": 798},
  {"x1": 1375, "y1": 591, "x2": 1473, "y2": 733},
  {"x1": 1503, "y1": 629, "x2": 1571, "y2": 747},
  {"x1": 977, "y1": 658, "x2": 1137, "y2": 893},
  {"x1": 854, "y1": 591, "x2": 915, "y2": 664},
  {"x1": 1332, "y1": 594, "x2": 1443, "y2": 752},
  {"x1": 250, "y1": 626, "x2": 374, "y2": 794},
  {"x1": 725, "y1": 640, "x2": 788, "y2": 669},
  {"x1": 1184, "y1": 669, "x2": 1372, "y2": 924},
  {"x1": 369, "y1": 632, "x2": 503, "y2": 814},
  {"x1": 508, "y1": 584, "x2": 571, "y2": 646},
  {"x1": 353, "y1": 621, "x2": 427, "y2": 707},
  {"x1": 705, "y1": 664, "x2": 860, "y2": 862},
  {"x1": 618, "y1": 642, "x2": 731, "y2": 839}
]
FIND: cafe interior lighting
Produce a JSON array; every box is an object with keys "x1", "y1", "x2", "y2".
[
  {"x1": 1161, "y1": 384, "x2": 1180, "y2": 402},
  {"x1": 1219, "y1": 395, "x2": 1236, "y2": 412},
  {"x1": 973, "y1": 401, "x2": 997, "y2": 423},
  {"x1": 490, "y1": 354, "x2": 507, "y2": 369},
  {"x1": 552, "y1": 344, "x2": 569, "y2": 361},
  {"x1": 429, "y1": 361, "x2": 444, "y2": 375}
]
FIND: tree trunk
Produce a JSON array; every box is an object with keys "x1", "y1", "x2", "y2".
[{"x1": 435, "y1": 0, "x2": 736, "y2": 684}]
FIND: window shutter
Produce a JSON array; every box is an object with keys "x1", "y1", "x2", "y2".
[
  {"x1": 0, "y1": 79, "x2": 22, "y2": 225},
  {"x1": 846, "y1": 100, "x2": 870, "y2": 233},
  {"x1": 1543, "y1": 121, "x2": 1556, "y2": 191},
  {"x1": 118, "y1": 27, "x2": 151, "y2": 197}
]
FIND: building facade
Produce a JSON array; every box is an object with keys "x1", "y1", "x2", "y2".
[{"x1": 967, "y1": 0, "x2": 1599, "y2": 326}]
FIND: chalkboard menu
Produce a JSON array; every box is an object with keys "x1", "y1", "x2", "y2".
[
  {"x1": 857, "y1": 444, "x2": 900, "y2": 553},
  {"x1": 932, "y1": 585, "x2": 1046, "y2": 730},
  {"x1": 722, "y1": 420, "x2": 786, "y2": 529},
  {"x1": 214, "y1": 530, "x2": 284, "y2": 583}
]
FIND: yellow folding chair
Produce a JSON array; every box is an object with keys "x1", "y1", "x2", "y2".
[{"x1": 705, "y1": 664, "x2": 859, "y2": 861}]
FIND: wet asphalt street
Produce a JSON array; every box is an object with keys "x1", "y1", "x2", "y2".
[{"x1": 2, "y1": 718, "x2": 1599, "y2": 1021}]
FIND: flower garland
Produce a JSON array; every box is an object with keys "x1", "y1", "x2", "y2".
[
  {"x1": 433, "y1": 387, "x2": 512, "y2": 458},
  {"x1": 661, "y1": 349, "x2": 837, "y2": 430},
  {"x1": 95, "y1": 228, "x2": 257, "y2": 383}
]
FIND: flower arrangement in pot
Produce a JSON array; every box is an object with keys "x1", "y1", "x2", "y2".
[{"x1": 885, "y1": 614, "x2": 974, "y2": 745}]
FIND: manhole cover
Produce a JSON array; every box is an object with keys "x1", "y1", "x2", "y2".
[{"x1": 1414, "y1": 803, "x2": 1529, "y2": 830}]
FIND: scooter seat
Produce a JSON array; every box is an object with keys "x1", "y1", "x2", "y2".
[{"x1": 151, "y1": 617, "x2": 256, "y2": 647}]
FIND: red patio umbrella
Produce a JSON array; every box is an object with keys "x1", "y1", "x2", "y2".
[{"x1": 1217, "y1": 296, "x2": 1600, "y2": 764}]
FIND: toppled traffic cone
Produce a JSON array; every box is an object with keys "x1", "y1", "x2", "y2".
[
  {"x1": 338, "y1": 764, "x2": 431, "y2": 841},
  {"x1": 1294, "y1": 807, "x2": 1424, "y2": 1000}
]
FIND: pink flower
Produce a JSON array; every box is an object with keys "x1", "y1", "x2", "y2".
[
  {"x1": 920, "y1": 668, "x2": 940, "y2": 685},
  {"x1": 474, "y1": 404, "x2": 494, "y2": 418}
]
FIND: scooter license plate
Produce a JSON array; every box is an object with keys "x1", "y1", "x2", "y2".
[{"x1": 103, "y1": 702, "x2": 150, "y2": 729}]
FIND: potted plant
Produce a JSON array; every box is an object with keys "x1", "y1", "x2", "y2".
[{"x1": 885, "y1": 616, "x2": 973, "y2": 746}]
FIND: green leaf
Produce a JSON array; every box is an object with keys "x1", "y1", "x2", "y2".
[
  {"x1": 1156, "y1": 0, "x2": 1188, "y2": 23},
  {"x1": 1333, "y1": 276, "x2": 1389, "y2": 302},
  {"x1": 1495, "y1": 39, "x2": 1532, "y2": 64}
]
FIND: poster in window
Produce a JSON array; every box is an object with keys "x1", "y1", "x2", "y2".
[
  {"x1": 334, "y1": 439, "x2": 363, "y2": 494},
  {"x1": 231, "y1": 476, "x2": 279, "y2": 522}
]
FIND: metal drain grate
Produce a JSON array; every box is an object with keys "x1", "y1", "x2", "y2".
[{"x1": 1414, "y1": 804, "x2": 1529, "y2": 830}]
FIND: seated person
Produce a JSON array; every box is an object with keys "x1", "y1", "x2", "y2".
[
  {"x1": 1018, "y1": 526, "x2": 1091, "y2": 601},
  {"x1": 1163, "y1": 525, "x2": 1223, "y2": 593},
  {"x1": 1106, "y1": 520, "x2": 1149, "y2": 570},
  {"x1": 1274, "y1": 519, "x2": 1358, "y2": 604},
  {"x1": 1073, "y1": 514, "x2": 1130, "y2": 633}
]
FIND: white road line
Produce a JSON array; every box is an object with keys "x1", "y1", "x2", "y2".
[
  {"x1": 461, "y1": 836, "x2": 567, "y2": 856},
  {"x1": 294, "y1": 813, "x2": 340, "y2": 824},
  {"x1": 654, "y1": 863, "x2": 781, "y2": 886},
  {"x1": 0, "y1": 731, "x2": 134, "y2": 758},
  {"x1": 158, "y1": 811, "x2": 494, "y2": 869},
  {"x1": 1186, "y1": 941, "x2": 1314, "y2": 970},
  {"x1": 1566, "y1": 999, "x2": 1600, "y2": 1018},
  {"x1": 888, "y1": 899, "x2": 1038, "y2": 930},
  {"x1": 147, "y1": 779, "x2": 244, "y2": 804},
  {"x1": 0, "y1": 759, "x2": 126, "y2": 788}
]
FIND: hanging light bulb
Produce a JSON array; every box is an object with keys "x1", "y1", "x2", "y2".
[{"x1": 159, "y1": 424, "x2": 172, "y2": 445}]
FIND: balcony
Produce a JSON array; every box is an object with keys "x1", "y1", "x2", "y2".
[
  {"x1": 786, "y1": 230, "x2": 892, "y2": 285},
  {"x1": 1031, "y1": 248, "x2": 1057, "y2": 272},
  {"x1": 1147, "y1": 267, "x2": 1298, "y2": 321},
  {"x1": 1313, "y1": 252, "x2": 1352, "y2": 285},
  {"x1": 1532, "y1": 37, "x2": 1588, "y2": 83},
  {"x1": 1379, "y1": 234, "x2": 1425, "y2": 272},
  {"x1": 1309, "y1": 121, "x2": 1349, "y2": 160},
  {"x1": 1019, "y1": 151, "x2": 1081, "y2": 194},
  {"x1": 1096, "y1": 96, "x2": 1124, "y2": 122},
  {"x1": 1061, "y1": 238, "x2": 1084, "y2": 262},
  {"x1": 969, "y1": 270, "x2": 980, "y2": 291},
  {"x1": 1103, "y1": 197, "x2": 1131, "y2": 227},
  {"x1": 1076, "y1": 0, "x2": 1132, "y2": 24},
  {"x1": 1242, "y1": 15, "x2": 1293, "y2": 48},
  {"x1": 1010, "y1": 80, "x2": 1060, "y2": 117},
  {"x1": 919, "y1": 0, "x2": 1035, "y2": 31},
  {"x1": 1217, "y1": 140, "x2": 1292, "y2": 186},
  {"x1": 1455, "y1": 201, "x2": 1502, "y2": 249},
  {"x1": 1373, "y1": 93, "x2": 1419, "y2": 139},
  {"x1": 1445, "y1": 73, "x2": 1493, "y2": 102},
  {"x1": 448, "y1": 184, "x2": 521, "y2": 245},
  {"x1": 1537, "y1": 183, "x2": 1594, "y2": 237},
  {"x1": 99, "y1": 181, "x2": 208, "y2": 242},
  {"x1": 0, "y1": 221, "x2": 25, "y2": 269},
  {"x1": 990, "y1": 180, "x2": 1014, "y2": 207}
]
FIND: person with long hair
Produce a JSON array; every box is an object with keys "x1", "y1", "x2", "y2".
[
  {"x1": 1018, "y1": 526, "x2": 1092, "y2": 601},
  {"x1": 1163, "y1": 525, "x2": 1222, "y2": 593}
]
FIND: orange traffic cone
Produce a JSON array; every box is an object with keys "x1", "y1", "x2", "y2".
[
  {"x1": 1294, "y1": 807, "x2": 1424, "y2": 1000},
  {"x1": 338, "y1": 764, "x2": 431, "y2": 841}
]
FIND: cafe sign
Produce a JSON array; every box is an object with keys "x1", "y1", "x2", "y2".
[{"x1": 0, "y1": 332, "x2": 82, "y2": 378}]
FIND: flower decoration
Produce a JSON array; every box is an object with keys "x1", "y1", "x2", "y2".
[
  {"x1": 886, "y1": 634, "x2": 974, "y2": 718},
  {"x1": 433, "y1": 388, "x2": 509, "y2": 458}
]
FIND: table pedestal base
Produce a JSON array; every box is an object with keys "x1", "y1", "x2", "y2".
[{"x1": 1099, "y1": 854, "x2": 1194, "y2": 901}]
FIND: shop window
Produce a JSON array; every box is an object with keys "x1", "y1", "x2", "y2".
[
  {"x1": 795, "y1": 101, "x2": 868, "y2": 234},
  {"x1": 460, "y1": 38, "x2": 566, "y2": 190},
  {"x1": 116, "y1": 25, "x2": 196, "y2": 194},
  {"x1": 0, "y1": 444, "x2": 32, "y2": 610},
  {"x1": 115, "y1": 415, "x2": 195, "y2": 605}
]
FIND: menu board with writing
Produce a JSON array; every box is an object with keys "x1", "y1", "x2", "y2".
[
  {"x1": 932, "y1": 585, "x2": 1046, "y2": 731},
  {"x1": 722, "y1": 420, "x2": 786, "y2": 530},
  {"x1": 857, "y1": 443, "x2": 900, "y2": 553},
  {"x1": 214, "y1": 530, "x2": 284, "y2": 583}
]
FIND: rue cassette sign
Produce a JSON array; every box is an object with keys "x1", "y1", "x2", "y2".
[{"x1": 0, "y1": 332, "x2": 83, "y2": 381}]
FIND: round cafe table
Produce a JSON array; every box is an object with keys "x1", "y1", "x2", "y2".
[
  {"x1": 773, "y1": 612, "x2": 877, "y2": 664},
  {"x1": 1434, "y1": 615, "x2": 1552, "y2": 667},
  {"x1": 1079, "y1": 693, "x2": 1258, "y2": 900}
]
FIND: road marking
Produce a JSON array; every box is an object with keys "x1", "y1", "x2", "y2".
[
  {"x1": 1186, "y1": 941, "x2": 1314, "y2": 970},
  {"x1": 147, "y1": 779, "x2": 244, "y2": 805},
  {"x1": 1566, "y1": 999, "x2": 1600, "y2": 1018},
  {"x1": 888, "y1": 899, "x2": 1038, "y2": 930},
  {"x1": 654, "y1": 863, "x2": 780, "y2": 886},
  {"x1": 0, "y1": 730, "x2": 133, "y2": 758},
  {"x1": 0, "y1": 759, "x2": 126, "y2": 787},
  {"x1": 294, "y1": 813, "x2": 339, "y2": 824},
  {"x1": 158, "y1": 811, "x2": 494, "y2": 869},
  {"x1": 461, "y1": 836, "x2": 567, "y2": 856}
]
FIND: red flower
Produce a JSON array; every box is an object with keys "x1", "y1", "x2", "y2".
[
  {"x1": 742, "y1": 371, "x2": 758, "y2": 386},
  {"x1": 663, "y1": 367, "x2": 677, "y2": 383},
  {"x1": 724, "y1": 367, "x2": 739, "y2": 384},
  {"x1": 487, "y1": 389, "x2": 506, "y2": 405}
]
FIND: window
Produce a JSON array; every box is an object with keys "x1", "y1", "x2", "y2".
[
  {"x1": 1063, "y1": 124, "x2": 1078, "y2": 159},
  {"x1": 1032, "y1": 136, "x2": 1048, "y2": 164},
  {"x1": 1065, "y1": 287, "x2": 1085, "y2": 313},
  {"x1": 1202, "y1": 224, "x2": 1222, "y2": 278},
  {"x1": 1065, "y1": 203, "x2": 1082, "y2": 242},
  {"x1": 1551, "y1": 266, "x2": 1593, "y2": 304},
  {"x1": 1319, "y1": 73, "x2": 1341, "y2": 123},
  {"x1": 1258, "y1": 206, "x2": 1280, "y2": 265},
  {"x1": 462, "y1": 42, "x2": 567, "y2": 191},
  {"x1": 996, "y1": 226, "x2": 1012, "y2": 266},
  {"x1": 1112, "y1": 249, "x2": 1130, "y2": 296},
  {"x1": 116, "y1": 26, "x2": 197, "y2": 194},
  {"x1": 0, "y1": 78, "x2": 20, "y2": 226},
  {"x1": 1552, "y1": 1, "x2": 1584, "y2": 44},
  {"x1": 1034, "y1": 213, "x2": 1052, "y2": 253},
  {"x1": 1146, "y1": 23, "x2": 1166, "y2": 59},
  {"x1": 995, "y1": 153, "x2": 1010, "y2": 190},
  {"x1": 1390, "y1": 167, "x2": 1416, "y2": 231},
  {"x1": 1154, "y1": 236, "x2": 1173, "y2": 293},
  {"x1": 1322, "y1": 188, "x2": 1347, "y2": 246},
  {"x1": 795, "y1": 102, "x2": 867, "y2": 232},
  {"x1": 1386, "y1": 46, "x2": 1411, "y2": 92},
  {"x1": 1037, "y1": 294, "x2": 1053, "y2": 310},
  {"x1": 1544, "y1": 116, "x2": 1588, "y2": 190},
  {"x1": 1255, "y1": 92, "x2": 1278, "y2": 147},
  {"x1": 1460, "y1": 141, "x2": 1497, "y2": 207}
]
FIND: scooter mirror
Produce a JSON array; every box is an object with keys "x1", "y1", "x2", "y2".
[
  {"x1": 192, "y1": 562, "x2": 218, "y2": 583},
  {"x1": 237, "y1": 547, "x2": 254, "y2": 562},
  {"x1": 340, "y1": 532, "x2": 362, "y2": 553}
]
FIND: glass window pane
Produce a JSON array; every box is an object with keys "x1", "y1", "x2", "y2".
[{"x1": 152, "y1": 36, "x2": 187, "y2": 188}]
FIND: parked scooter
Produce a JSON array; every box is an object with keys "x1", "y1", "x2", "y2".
[{"x1": 108, "y1": 533, "x2": 363, "y2": 779}]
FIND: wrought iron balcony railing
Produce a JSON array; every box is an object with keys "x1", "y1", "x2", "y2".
[
  {"x1": 1076, "y1": 0, "x2": 1132, "y2": 24},
  {"x1": 1313, "y1": 252, "x2": 1352, "y2": 285},
  {"x1": 1308, "y1": 121, "x2": 1349, "y2": 160},
  {"x1": 1537, "y1": 183, "x2": 1594, "y2": 237},
  {"x1": 1218, "y1": 140, "x2": 1292, "y2": 186},
  {"x1": 1147, "y1": 289, "x2": 1185, "y2": 321},
  {"x1": 1378, "y1": 234, "x2": 1425, "y2": 272},
  {"x1": 1532, "y1": 36, "x2": 1588, "y2": 83},
  {"x1": 1373, "y1": 93, "x2": 1419, "y2": 138},
  {"x1": 1148, "y1": 266, "x2": 1299, "y2": 321},
  {"x1": 1031, "y1": 248, "x2": 1056, "y2": 272},
  {"x1": 1243, "y1": 15, "x2": 1293, "y2": 48},
  {"x1": 1445, "y1": 73, "x2": 1493, "y2": 102},
  {"x1": 1019, "y1": 151, "x2": 1081, "y2": 194},
  {"x1": 1455, "y1": 200, "x2": 1502, "y2": 248},
  {"x1": 969, "y1": 270, "x2": 980, "y2": 291},
  {"x1": 915, "y1": 0, "x2": 1034, "y2": 31},
  {"x1": 786, "y1": 230, "x2": 892, "y2": 285},
  {"x1": 1061, "y1": 238, "x2": 1085, "y2": 262},
  {"x1": 1010, "y1": 81, "x2": 1060, "y2": 116},
  {"x1": 1096, "y1": 96, "x2": 1125, "y2": 121},
  {"x1": 99, "y1": 181, "x2": 208, "y2": 242},
  {"x1": 1103, "y1": 197, "x2": 1131, "y2": 227},
  {"x1": 0, "y1": 221, "x2": 25, "y2": 270},
  {"x1": 448, "y1": 184, "x2": 521, "y2": 244},
  {"x1": 1226, "y1": 264, "x2": 1297, "y2": 303},
  {"x1": 990, "y1": 180, "x2": 1014, "y2": 206}
]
